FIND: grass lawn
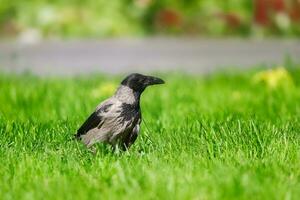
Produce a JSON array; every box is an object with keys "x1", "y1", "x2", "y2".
[{"x1": 0, "y1": 68, "x2": 300, "y2": 200}]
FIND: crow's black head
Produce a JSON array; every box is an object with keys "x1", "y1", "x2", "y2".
[{"x1": 121, "y1": 73, "x2": 165, "y2": 92}]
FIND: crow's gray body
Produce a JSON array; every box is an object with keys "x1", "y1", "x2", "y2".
[
  {"x1": 76, "y1": 85, "x2": 141, "y2": 149},
  {"x1": 76, "y1": 73, "x2": 164, "y2": 150}
]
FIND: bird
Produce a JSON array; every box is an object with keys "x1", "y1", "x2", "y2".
[{"x1": 75, "y1": 73, "x2": 165, "y2": 151}]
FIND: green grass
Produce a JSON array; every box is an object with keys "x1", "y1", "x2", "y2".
[{"x1": 0, "y1": 69, "x2": 300, "y2": 200}]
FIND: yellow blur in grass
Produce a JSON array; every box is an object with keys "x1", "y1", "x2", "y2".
[
  {"x1": 91, "y1": 82, "x2": 117, "y2": 98},
  {"x1": 232, "y1": 90, "x2": 242, "y2": 101},
  {"x1": 252, "y1": 67, "x2": 294, "y2": 89}
]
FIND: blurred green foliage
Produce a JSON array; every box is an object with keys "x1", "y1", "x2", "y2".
[{"x1": 0, "y1": 0, "x2": 299, "y2": 38}]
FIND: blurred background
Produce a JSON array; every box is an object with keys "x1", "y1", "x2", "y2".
[
  {"x1": 1, "y1": 0, "x2": 300, "y2": 38},
  {"x1": 0, "y1": 0, "x2": 299, "y2": 74}
]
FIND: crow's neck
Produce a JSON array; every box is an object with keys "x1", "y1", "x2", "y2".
[{"x1": 114, "y1": 85, "x2": 141, "y2": 107}]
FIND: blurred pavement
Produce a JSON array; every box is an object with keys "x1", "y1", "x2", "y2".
[{"x1": 0, "y1": 38, "x2": 299, "y2": 75}]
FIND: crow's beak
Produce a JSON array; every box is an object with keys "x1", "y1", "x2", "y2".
[{"x1": 146, "y1": 76, "x2": 165, "y2": 85}]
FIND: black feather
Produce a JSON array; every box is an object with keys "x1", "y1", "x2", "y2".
[
  {"x1": 122, "y1": 125, "x2": 139, "y2": 150},
  {"x1": 120, "y1": 103, "x2": 140, "y2": 122},
  {"x1": 76, "y1": 112, "x2": 102, "y2": 138},
  {"x1": 75, "y1": 104, "x2": 112, "y2": 138}
]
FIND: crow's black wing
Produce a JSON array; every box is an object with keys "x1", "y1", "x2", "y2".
[
  {"x1": 75, "y1": 103, "x2": 112, "y2": 138},
  {"x1": 76, "y1": 112, "x2": 102, "y2": 138}
]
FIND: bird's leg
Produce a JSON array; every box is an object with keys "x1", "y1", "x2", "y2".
[
  {"x1": 121, "y1": 143, "x2": 130, "y2": 151},
  {"x1": 86, "y1": 143, "x2": 97, "y2": 154},
  {"x1": 88, "y1": 146, "x2": 97, "y2": 154},
  {"x1": 111, "y1": 144, "x2": 128, "y2": 154}
]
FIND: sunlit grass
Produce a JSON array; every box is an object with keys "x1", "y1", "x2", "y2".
[{"x1": 0, "y1": 68, "x2": 300, "y2": 200}]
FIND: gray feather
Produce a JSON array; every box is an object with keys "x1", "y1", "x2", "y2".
[{"x1": 76, "y1": 87, "x2": 141, "y2": 148}]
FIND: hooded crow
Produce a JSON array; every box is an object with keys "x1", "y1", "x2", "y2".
[{"x1": 75, "y1": 73, "x2": 164, "y2": 150}]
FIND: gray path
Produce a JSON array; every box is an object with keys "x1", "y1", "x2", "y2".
[{"x1": 0, "y1": 38, "x2": 299, "y2": 75}]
